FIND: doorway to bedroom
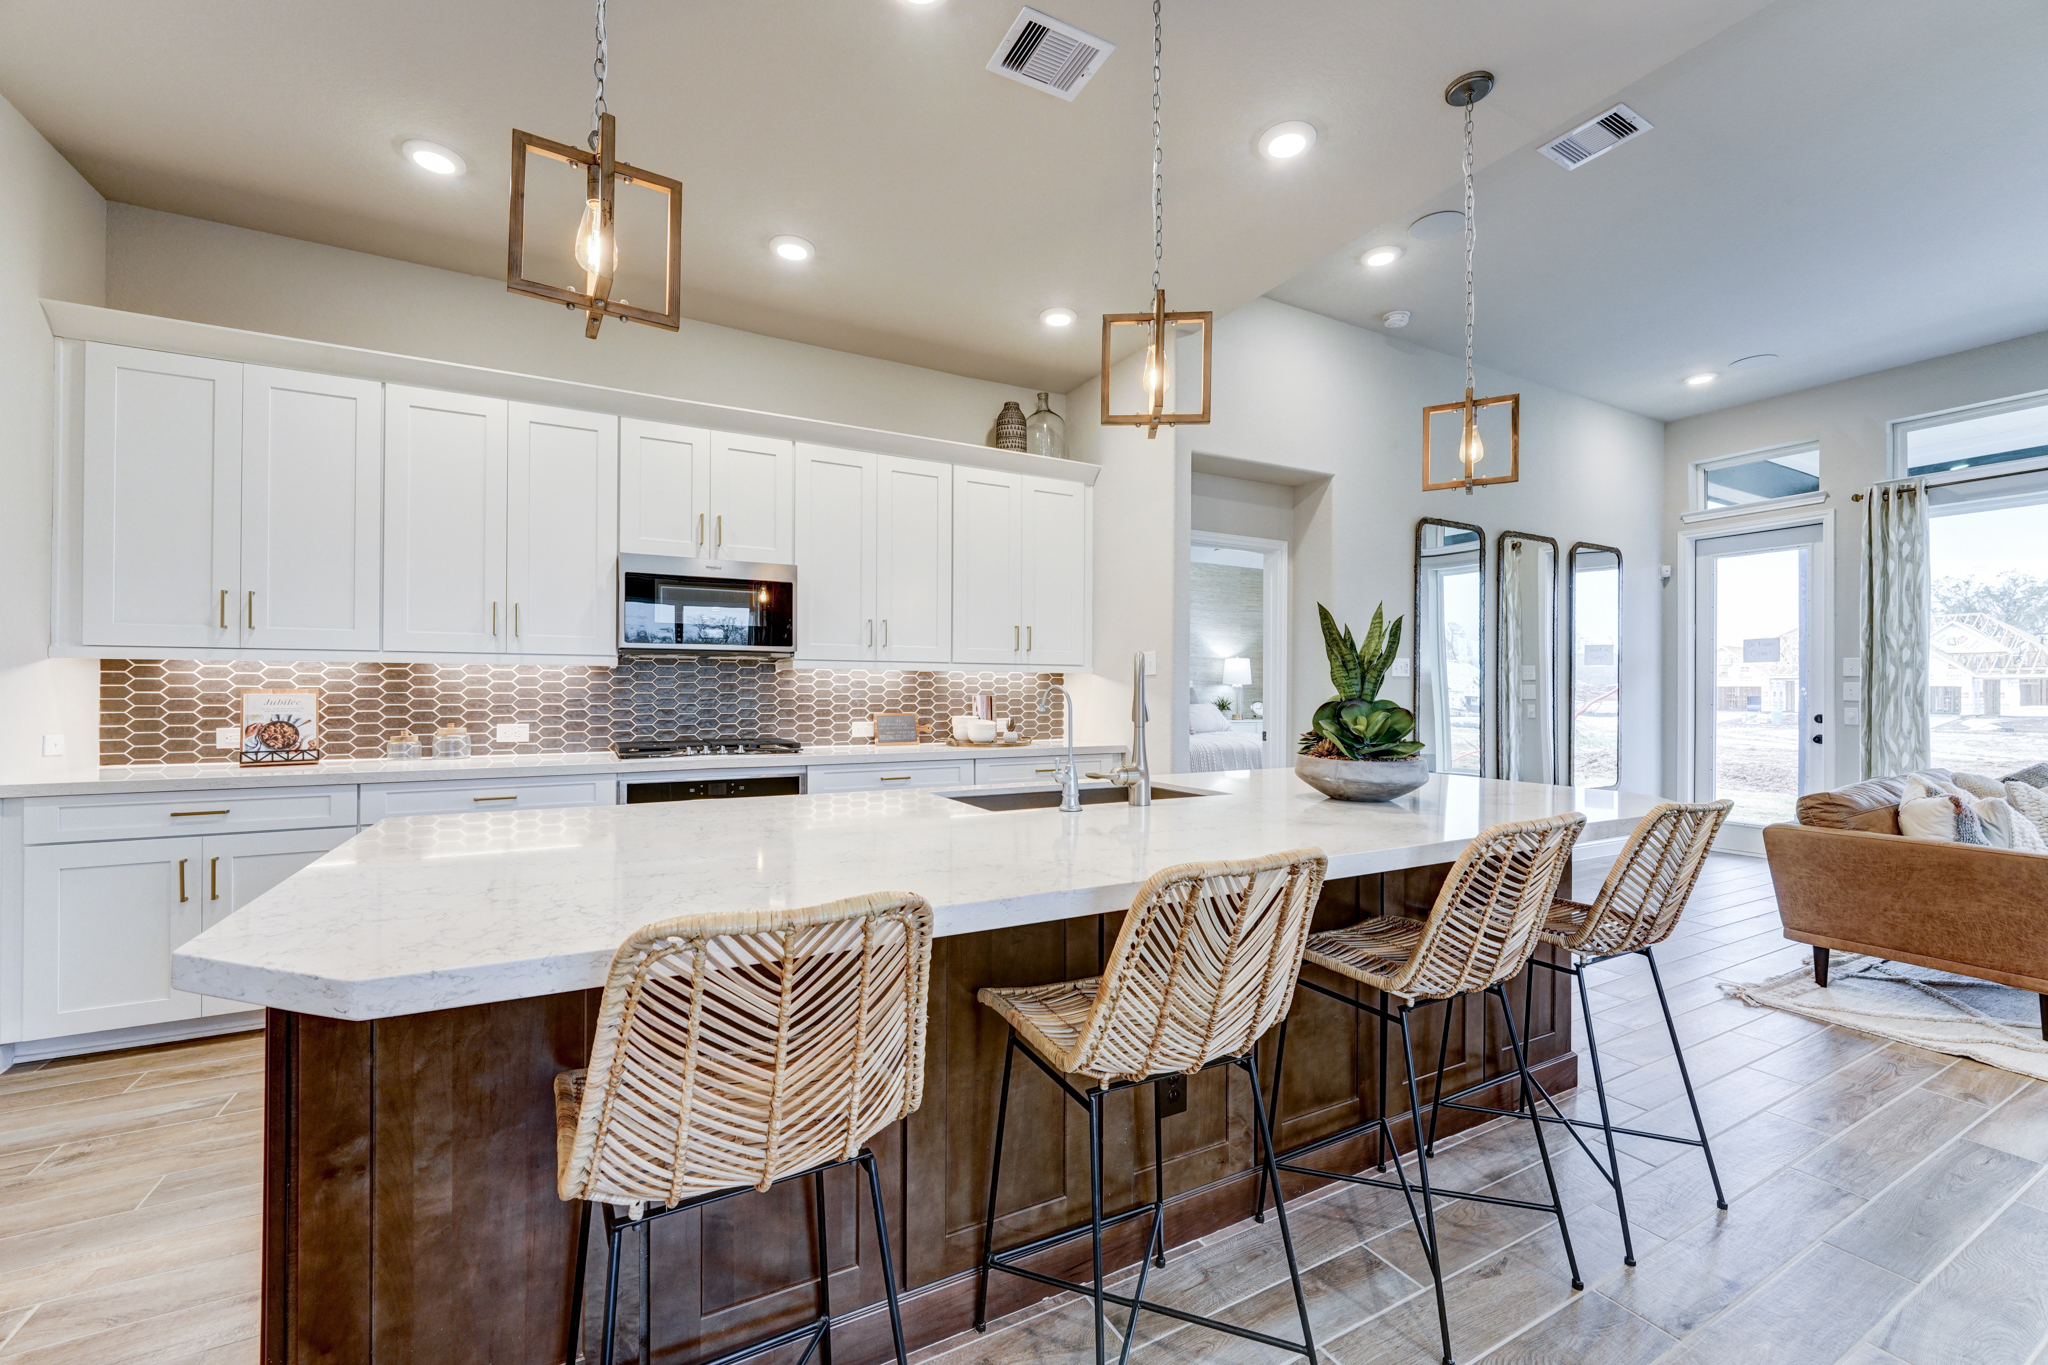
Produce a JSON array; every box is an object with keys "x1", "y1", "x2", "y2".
[{"x1": 1189, "y1": 533, "x2": 1289, "y2": 770}]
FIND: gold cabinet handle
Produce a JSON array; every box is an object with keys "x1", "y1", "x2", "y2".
[
  {"x1": 247, "y1": 591, "x2": 255, "y2": 630},
  {"x1": 881, "y1": 619, "x2": 889, "y2": 648},
  {"x1": 1026, "y1": 625, "x2": 1033, "y2": 652},
  {"x1": 171, "y1": 809, "x2": 229, "y2": 817},
  {"x1": 514, "y1": 603, "x2": 521, "y2": 637},
  {"x1": 866, "y1": 619, "x2": 874, "y2": 647},
  {"x1": 698, "y1": 512, "x2": 705, "y2": 547},
  {"x1": 1035, "y1": 767, "x2": 1056, "y2": 773},
  {"x1": 1013, "y1": 625, "x2": 1020, "y2": 650},
  {"x1": 879, "y1": 775, "x2": 912, "y2": 782},
  {"x1": 492, "y1": 602, "x2": 499, "y2": 636},
  {"x1": 472, "y1": 794, "x2": 519, "y2": 802},
  {"x1": 716, "y1": 514, "x2": 723, "y2": 549},
  {"x1": 177, "y1": 859, "x2": 188, "y2": 903},
  {"x1": 210, "y1": 856, "x2": 220, "y2": 901},
  {"x1": 219, "y1": 589, "x2": 228, "y2": 628}
]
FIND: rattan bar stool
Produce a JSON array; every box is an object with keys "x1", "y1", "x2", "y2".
[
  {"x1": 1422, "y1": 799, "x2": 1733, "y2": 1268},
  {"x1": 973, "y1": 848, "x2": 1328, "y2": 1365},
  {"x1": 554, "y1": 891, "x2": 934, "y2": 1365},
  {"x1": 1254, "y1": 812, "x2": 1586, "y2": 1365}
]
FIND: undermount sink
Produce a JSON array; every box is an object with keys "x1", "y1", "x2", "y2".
[{"x1": 942, "y1": 785, "x2": 1214, "y2": 812}]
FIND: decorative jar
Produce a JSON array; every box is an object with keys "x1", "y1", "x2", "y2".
[{"x1": 1025, "y1": 392, "x2": 1066, "y2": 460}]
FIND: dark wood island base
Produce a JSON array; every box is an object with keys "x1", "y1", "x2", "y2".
[{"x1": 261, "y1": 868, "x2": 1578, "y2": 1365}]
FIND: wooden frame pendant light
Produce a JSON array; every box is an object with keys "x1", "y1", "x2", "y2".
[
  {"x1": 1423, "y1": 71, "x2": 1520, "y2": 493},
  {"x1": 1100, "y1": 0, "x2": 1212, "y2": 439},
  {"x1": 507, "y1": 0, "x2": 682, "y2": 338}
]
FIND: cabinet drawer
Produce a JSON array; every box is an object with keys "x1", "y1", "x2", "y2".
[
  {"x1": 804, "y1": 762, "x2": 973, "y2": 793},
  {"x1": 359, "y1": 775, "x2": 614, "y2": 822},
  {"x1": 974, "y1": 756, "x2": 1071, "y2": 787},
  {"x1": 24, "y1": 785, "x2": 359, "y2": 845}
]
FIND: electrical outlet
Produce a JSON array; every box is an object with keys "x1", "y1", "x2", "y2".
[
  {"x1": 40, "y1": 734, "x2": 64, "y2": 757},
  {"x1": 215, "y1": 726, "x2": 240, "y2": 750},
  {"x1": 1157, "y1": 1073, "x2": 1188, "y2": 1117},
  {"x1": 495, "y1": 723, "x2": 531, "y2": 744},
  {"x1": 1844, "y1": 703, "x2": 1862, "y2": 727}
]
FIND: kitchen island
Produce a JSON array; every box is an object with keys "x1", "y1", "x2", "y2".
[{"x1": 174, "y1": 769, "x2": 1660, "y2": 1365}]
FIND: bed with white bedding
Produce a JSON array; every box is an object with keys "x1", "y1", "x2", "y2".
[{"x1": 1187, "y1": 705, "x2": 1265, "y2": 772}]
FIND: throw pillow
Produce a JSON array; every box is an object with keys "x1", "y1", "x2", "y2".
[
  {"x1": 1897, "y1": 793, "x2": 1992, "y2": 845},
  {"x1": 1189, "y1": 703, "x2": 1230, "y2": 734},
  {"x1": 2003, "y1": 761, "x2": 2048, "y2": 790}
]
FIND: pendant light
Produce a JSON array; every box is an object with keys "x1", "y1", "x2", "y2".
[
  {"x1": 1423, "y1": 71, "x2": 1519, "y2": 493},
  {"x1": 1100, "y1": 0, "x2": 1212, "y2": 439},
  {"x1": 507, "y1": 0, "x2": 683, "y2": 338}
]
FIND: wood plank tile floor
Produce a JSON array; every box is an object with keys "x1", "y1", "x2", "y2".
[{"x1": 1, "y1": 854, "x2": 2042, "y2": 1365}]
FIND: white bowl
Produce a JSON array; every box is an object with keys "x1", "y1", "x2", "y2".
[{"x1": 965, "y1": 719, "x2": 999, "y2": 744}]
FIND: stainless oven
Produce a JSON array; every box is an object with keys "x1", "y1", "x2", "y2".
[{"x1": 619, "y1": 554, "x2": 796, "y2": 656}]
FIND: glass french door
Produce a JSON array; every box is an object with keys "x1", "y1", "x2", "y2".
[{"x1": 1693, "y1": 522, "x2": 1826, "y2": 850}]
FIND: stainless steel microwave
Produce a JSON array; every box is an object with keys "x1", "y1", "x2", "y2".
[{"x1": 618, "y1": 554, "x2": 797, "y2": 656}]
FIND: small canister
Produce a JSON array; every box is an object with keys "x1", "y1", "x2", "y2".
[
  {"x1": 386, "y1": 731, "x2": 423, "y2": 760},
  {"x1": 433, "y1": 724, "x2": 472, "y2": 760}
]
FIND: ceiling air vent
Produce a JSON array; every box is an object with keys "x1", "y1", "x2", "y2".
[
  {"x1": 1538, "y1": 103, "x2": 1652, "y2": 169},
  {"x1": 986, "y1": 8, "x2": 1115, "y2": 101}
]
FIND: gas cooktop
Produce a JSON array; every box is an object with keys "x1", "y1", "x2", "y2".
[{"x1": 616, "y1": 737, "x2": 802, "y2": 759}]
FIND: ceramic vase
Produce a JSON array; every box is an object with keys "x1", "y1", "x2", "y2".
[{"x1": 994, "y1": 401, "x2": 1027, "y2": 452}]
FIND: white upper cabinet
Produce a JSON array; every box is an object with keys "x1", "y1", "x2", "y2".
[
  {"x1": 618, "y1": 418, "x2": 708, "y2": 557},
  {"x1": 242, "y1": 367, "x2": 383, "y2": 651},
  {"x1": 383, "y1": 386, "x2": 508, "y2": 653},
  {"x1": 81, "y1": 344, "x2": 242, "y2": 649},
  {"x1": 952, "y1": 468, "x2": 1025, "y2": 664},
  {"x1": 706, "y1": 433, "x2": 794, "y2": 563},
  {"x1": 1020, "y1": 476, "x2": 1089, "y2": 667},
  {"x1": 508, "y1": 403, "x2": 618, "y2": 656},
  {"x1": 793, "y1": 445, "x2": 875, "y2": 661},
  {"x1": 875, "y1": 456, "x2": 952, "y2": 664}
]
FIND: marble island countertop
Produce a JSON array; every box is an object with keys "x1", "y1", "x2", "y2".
[
  {"x1": 0, "y1": 741, "x2": 1123, "y2": 799},
  {"x1": 173, "y1": 769, "x2": 1662, "y2": 1022}
]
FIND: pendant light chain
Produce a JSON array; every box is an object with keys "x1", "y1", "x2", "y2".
[
  {"x1": 1462, "y1": 97, "x2": 1476, "y2": 397},
  {"x1": 588, "y1": 0, "x2": 609, "y2": 151},
  {"x1": 1151, "y1": 0, "x2": 1163, "y2": 292}
]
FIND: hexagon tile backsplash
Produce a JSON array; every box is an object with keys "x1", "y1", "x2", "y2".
[{"x1": 99, "y1": 658, "x2": 1067, "y2": 764}]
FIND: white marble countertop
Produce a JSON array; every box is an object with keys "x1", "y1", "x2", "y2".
[
  {"x1": 173, "y1": 769, "x2": 1662, "y2": 1022},
  {"x1": 0, "y1": 741, "x2": 1125, "y2": 799}
]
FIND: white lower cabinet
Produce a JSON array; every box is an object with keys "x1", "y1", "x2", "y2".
[
  {"x1": 198, "y1": 827, "x2": 355, "y2": 1015},
  {"x1": 24, "y1": 836, "x2": 208, "y2": 1038},
  {"x1": 805, "y1": 761, "x2": 975, "y2": 793}
]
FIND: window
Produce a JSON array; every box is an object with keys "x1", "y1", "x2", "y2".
[
  {"x1": 1690, "y1": 442, "x2": 1821, "y2": 512},
  {"x1": 1898, "y1": 393, "x2": 2048, "y2": 479},
  {"x1": 1924, "y1": 467, "x2": 2048, "y2": 777}
]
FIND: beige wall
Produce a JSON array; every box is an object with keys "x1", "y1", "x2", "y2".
[
  {"x1": 0, "y1": 93, "x2": 105, "y2": 772},
  {"x1": 105, "y1": 204, "x2": 1058, "y2": 450},
  {"x1": 1662, "y1": 327, "x2": 2048, "y2": 792}
]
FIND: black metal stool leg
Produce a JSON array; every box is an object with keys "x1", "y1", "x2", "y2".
[
  {"x1": 1254, "y1": 1017, "x2": 1288, "y2": 1223},
  {"x1": 565, "y1": 1200, "x2": 592, "y2": 1365},
  {"x1": 1151, "y1": 1079, "x2": 1169, "y2": 1266},
  {"x1": 1493, "y1": 984, "x2": 1582, "y2": 1292},
  {"x1": 813, "y1": 1169, "x2": 835, "y2": 1365},
  {"x1": 1571, "y1": 957, "x2": 1636, "y2": 1265},
  {"x1": 1397, "y1": 1004, "x2": 1456, "y2": 1365},
  {"x1": 974, "y1": 1032, "x2": 1017, "y2": 1331},
  {"x1": 1423, "y1": 999, "x2": 1454, "y2": 1156},
  {"x1": 639, "y1": 1217, "x2": 653, "y2": 1365},
  {"x1": 1246, "y1": 1056, "x2": 1318, "y2": 1365},
  {"x1": 1376, "y1": 989, "x2": 1390, "y2": 1172},
  {"x1": 599, "y1": 1209, "x2": 624, "y2": 1365},
  {"x1": 1645, "y1": 946, "x2": 1727, "y2": 1209},
  {"x1": 859, "y1": 1151, "x2": 912, "y2": 1365},
  {"x1": 1088, "y1": 1089, "x2": 1108, "y2": 1365}
]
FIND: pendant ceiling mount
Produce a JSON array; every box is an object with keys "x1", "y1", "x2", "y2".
[
  {"x1": 1100, "y1": 0, "x2": 1212, "y2": 438},
  {"x1": 507, "y1": 0, "x2": 683, "y2": 338},
  {"x1": 1424, "y1": 69, "x2": 1520, "y2": 493}
]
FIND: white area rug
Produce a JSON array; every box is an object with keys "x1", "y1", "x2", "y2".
[{"x1": 1722, "y1": 954, "x2": 2048, "y2": 1081}]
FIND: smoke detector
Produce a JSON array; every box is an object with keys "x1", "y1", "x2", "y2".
[
  {"x1": 1381, "y1": 310, "x2": 1411, "y2": 329},
  {"x1": 986, "y1": 8, "x2": 1115, "y2": 101},
  {"x1": 1538, "y1": 103, "x2": 1653, "y2": 169}
]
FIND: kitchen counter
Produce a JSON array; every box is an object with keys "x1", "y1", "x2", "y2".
[
  {"x1": 174, "y1": 768, "x2": 1657, "y2": 1020},
  {"x1": 0, "y1": 740, "x2": 1119, "y2": 799}
]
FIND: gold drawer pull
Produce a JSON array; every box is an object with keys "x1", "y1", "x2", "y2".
[
  {"x1": 210, "y1": 856, "x2": 220, "y2": 901},
  {"x1": 879, "y1": 775, "x2": 912, "y2": 782},
  {"x1": 1035, "y1": 767, "x2": 1056, "y2": 773},
  {"x1": 171, "y1": 809, "x2": 230, "y2": 818},
  {"x1": 177, "y1": 858, "x2": 188, "y2": 903},
  {"x1": 472, "y1": 795, "x2": 519, "y2": 802}
]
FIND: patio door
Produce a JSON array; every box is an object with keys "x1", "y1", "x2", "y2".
[{"x1": 1692, "y1": 520, "x2": 1827, "y2": 853}]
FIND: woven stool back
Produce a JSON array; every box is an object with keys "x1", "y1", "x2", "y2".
[
  {"x1": 1392, "y1": 813, "x2": 1584, "y2": 1000},
  {"x1": 1561, "y1": 800, "x2": 1731, "y2": 955},
  {"x1": 1066, "y1": 848, "x2": 1327, "y2": 1083},
  {"x1": 558, "y1": 892, "x2": 934, "y2": 1204}
]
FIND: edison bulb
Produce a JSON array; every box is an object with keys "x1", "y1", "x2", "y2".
[
  {"x1": 1460, "y1": 412, "x2": 1485, "y2": 471},
  {"x1": 574, "y1": 199, "x2": 613, "y2": 276},
  {"x1": 1144, "y1": 343, "x2": 1163, "y2": 395}
]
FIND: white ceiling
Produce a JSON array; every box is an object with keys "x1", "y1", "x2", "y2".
[
  {"x1": 1268, "y1": 0, "x2": 2048, "y2": 421},
  {"x1": 0, "y1": 0, "x2": 1771, "y2": 393}
]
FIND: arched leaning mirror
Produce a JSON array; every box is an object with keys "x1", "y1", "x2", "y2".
[
  {"x1": 1495, "y1": 532, "x2": 1559, "y2": 783},
  {"x1": 1414, "y1": 518, "x2": 1487, "y2": 775},
  {"x1": 1568, "y1": 543, "x2": 1622, "y2": 788}
]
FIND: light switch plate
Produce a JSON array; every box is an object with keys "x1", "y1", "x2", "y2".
[
  {"x1": 1842, "y1": 680, "x2": 1862, "y2": 702},
  {"x1": 1142, "y1": 651, "x2": 1158, "y2": 675},
  {"x1": 1842, "y1": 657, "x2": 1861, "y2": 678},
  {"x1": 1844, "y1": 703, "x2": 1862, "y2": 726},
  {"x1": 495, "y1": 723, "x2": 531, "y2": 744},
  {"x1": 214, "y1": 726, "x2": 239, "y2": 750},
  {"x1": 41, "y1": 734, "x2": 64, "y2": 757},
  {"x1": 1388, "y1": 658, "x2": 1411, "y2": 677}
]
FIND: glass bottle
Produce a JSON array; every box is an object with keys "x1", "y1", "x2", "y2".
[{"x1": 1025, "y1": 392, "x2": 1066, "y2": 460}]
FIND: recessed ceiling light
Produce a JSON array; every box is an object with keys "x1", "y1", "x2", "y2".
[
  {"x1": 1362, "y1": 245, "x2": 1403, "y2": 268},
  {"x1": 1408, "y1": 210, "x2": 1465, "y2": 240},
  {"x1": 1257, "y1": 121, "x2": 1317, "y2": 161},
  {"x1": 1729, "y1": 353, "x2": 1779, "y2": 369},
  {"x1": 1381, "y1": 310, "x2": 1411, "y2": 328},
  {"x1": 1684, "y1": 372, "x2": 1717, "y2": 387},
  {"x1": 1040, "y1": 307, "x2": 1077, "y2": 327},
  {"x1": 401, "y1": 140, "x2": 465, "y2": 176},
  {"x1": 770, "y1": 235, "x2": 815, "y2": 262},
  {"x1": 900, "y1": 0, "x2": 942, "y2": 5}
]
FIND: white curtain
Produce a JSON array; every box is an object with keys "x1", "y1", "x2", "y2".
[{"x1": 1859, "y1": 479, "x2": 1929, "y2": 779}]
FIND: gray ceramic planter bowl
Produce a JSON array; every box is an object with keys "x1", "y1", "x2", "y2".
[{"x1": 1295, "y1": 754, "x2": 1429, "y2": 802}]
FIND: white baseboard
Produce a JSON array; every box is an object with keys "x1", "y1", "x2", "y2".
[{"x1": 0, "y1": 1012, "x2": 263, "y2": 1074}]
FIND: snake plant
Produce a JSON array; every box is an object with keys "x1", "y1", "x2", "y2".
[{"x1": 1299, "y1": 603, "x2": 1424, "y2": 761}]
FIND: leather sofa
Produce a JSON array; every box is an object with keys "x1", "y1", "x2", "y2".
[{"x1": 1763, "y1": 774, "x2": 2048, "y2": 1039}]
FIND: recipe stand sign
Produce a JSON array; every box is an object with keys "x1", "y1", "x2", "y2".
[
  {"x1": 239, "y1": 688, "x2": 322, "y2": 766},
  {"x1": 872, "y1": 712, "x2": 920, "y2": 747}
]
